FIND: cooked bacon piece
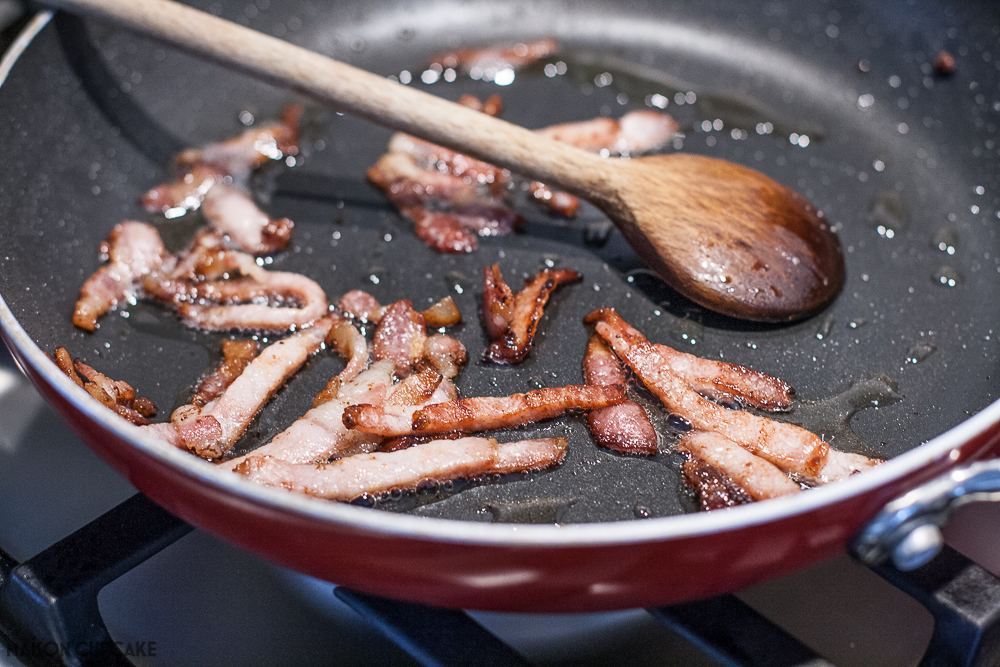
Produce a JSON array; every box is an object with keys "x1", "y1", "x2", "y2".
[
  {"x1": 372, "y1": 299, "x2": 467, "y2": 379},
  {"x1": 490, "y1": 437, "x2": 568, "y2": 475},
  {"x1": 190, "y1": 340, "x2": 259, "y2": 408},
  {"x1": 200, "y1": 183, "x2": 294, "y2": 255},
  {"x1": 140, "y1": 164, "x2": 221, "y2": 215},
  {"x1": 372, "y1": 299, "x2": 428, "y2": 377},
  {"x1": 344, "y1": 383, "x2": 625, "y2": 437},
  {"x1": 339, "y1": 291, "x2": 461, "y2": 329},
  {"x1": 586, "y1": 308, "x2": 878, "y2": 484},
  {"x1": 458, "y1": 93, "x2": 503, "y2": 117},
  {"x1": 529, "y1": 181, "x2": 580, "y2": 217},
  {"x1": 683, "y1": 458, "x2": 753, "y2": 511},
  {"x1": 53, "y1": 348, "x2": 157, "y2": 426},
  {"x1": 338, "y1": 290, "x2": 386, "y2": 324},
  {"x1": 407, "y1": 208, "x2": 477, "y2": 253},
  {"x1": 677, "y1": 431, "x2": 801, "y2": 501},
  {"x1": 175, "y1": 271, "x2": 329, "y2": 332},
  {"x1": 481, "y1": 264, "x2": 582, "y2": 364},
  {"x1": 219, "y1": 360, "x2": 395, "y2": 470},
  {"x1": 175, "y1": 104, "x2": 302, "y2": 183},
  {"x1": 74, "y1": 221, "x2": 168, "y2": 331},
  {"x1": 312, "y1": 317, "x2": 370, "y2": 408},
  {"x1": 583, "y1": 335, "x2": 658, "y2": 455},
  {"x1": 431, "y1": 38, "x2": 559, "y2": 75},
  {"x1": 368, "y1": 151, "x2": 482, "y2": 209},
  {"x1": 388, "y1": 133, "x2": 507, "y2": 195},
  {"x1": 385, "y1": 368, "x2": 443, "y2": 407},
  {"x1": 172, "y1": 317, "x2": 333, "y2": 459},
  {"x1": 235, "y1": 435, "x2": 566, "y2": 501},
  {"x1": 535, "y1": 110, "x2": 678, "y2": 156},
  {"x1": 652, "y1": 343, "x2": 793, "y2": 411},
  {"x1": 421, "y1": 296, "x2": 462, "y2": 328}
]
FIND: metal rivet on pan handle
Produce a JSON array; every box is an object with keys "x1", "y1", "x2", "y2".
[{"x1": 851, "y1": 459, "x2": 1000, "y2": 571}]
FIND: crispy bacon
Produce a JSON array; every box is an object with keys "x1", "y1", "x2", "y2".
[
  {"x1": 421, "y1": 296, "x2": 462, "y2": 328},
  {"x1": 677, "y1": 431, "x2": 801, "y2": 501},
  {"x1": 586, "y1": 308, "x2": 879, "y2": 484},
  {"x1": 73, "y1": 221, "x2": 168, "y2": 331},
  {"x1": 218, "y1": 360, "x2": 395, "y2": 470},
  {"x1": 583, "y1": 335, "x2": 658, "y2": 455},
  {"x1": 235, "y1": 435, "x2": 566, "y2": 501},
  {"x1": 172, "y1": 317, "x2": 333, "y2": 459},
  {"x1": 52, "y1": 348, "x2": 157, "y2": 426},
  {"x1": 343, "y1": 383, "x2": 625, "y2": 437},
  {"x1": 175, "y1": 104, "x2": 302, "y2": 183},
  {"x1": 683, "y1": 458, "x2": 753, "y2": 511},
  {"x1": 481, "y1": 264, "x2": 582, "y2": 364},
  {"x1": 535, "y1": 110, "x2": 678, "y2": 156},
  {"x1": 431, "y1": 38, "x2": 559, "y2": 75},
  {"x1": 388, "y1": 133, "x2": 507, "y2": 195}
]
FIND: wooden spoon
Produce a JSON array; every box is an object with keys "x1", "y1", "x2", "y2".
[{"x1": 49, "y1": 0, "x2": 845, "y2": 322}]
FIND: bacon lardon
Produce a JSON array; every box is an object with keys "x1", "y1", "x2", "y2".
[
  {"x1": 481, "y1": 264, "x2": 581, "y2": 364},
  {"x1": 343, "y1": 383, "x2": 625, "y2": 438},
  {"x1": 430, "y1": 38, "x2": 559, "y2": 75},
  {"x1": 172, "y1": 317, "x2": 333, "y2": 459},
  {"x1": 585, "y1": 308, "x2": 879, "y2": 484},
  {"x1": 535, "y1": 110, "x2": 678, "y2": 156},
  {"x1": 677, "y1": 431, "x2": 801, "y2": 501},
  {"x1": 73, "y1": 221, "x2": 168, "y2": 331},
  {"x1": 235, "y1": 435, "x2": 567, "y2": 501},
  {"x1": 218, "y1": 360, "x2": 395, "y2": 470},
  {"x1": 372, "y1": 299, "x2": 467, "y2": 379},
  {"x1": 583, "y1": 335, "x2": 658, "y2": 455},
  {"x1": 53, "y1": 348, "x2": 157, "y2": 426},
  {"x1": 312, "y1": 316, "x2": 370, "y2": 408},
  {"x1": 200, "y1": 183, "x2": 294, "y2": 255}
]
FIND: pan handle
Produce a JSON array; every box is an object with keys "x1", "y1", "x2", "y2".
[{"x1": 852, "y1": 460, "x2": 1000, "y2": 571}]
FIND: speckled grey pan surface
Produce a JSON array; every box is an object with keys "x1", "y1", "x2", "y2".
[{"x1": 0, "y1": 0, "x2": 997, "y2": 523}]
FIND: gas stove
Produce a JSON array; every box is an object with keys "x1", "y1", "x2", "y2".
[{"x1": 2, "y1": 338, "x2": 1000, "y2": 666}]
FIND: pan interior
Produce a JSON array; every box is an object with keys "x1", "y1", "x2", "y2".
[{"x1": 0, "y1": 0, "x2": 997, "y2": 524}]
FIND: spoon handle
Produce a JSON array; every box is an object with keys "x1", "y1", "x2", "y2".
[{"x1": 48, "y1": 0, "x2": 614, "y2": 199}]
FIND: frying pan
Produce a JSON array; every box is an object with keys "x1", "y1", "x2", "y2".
[{"x1": 1, "y1": 0, "x2": 999, "y2": 611}]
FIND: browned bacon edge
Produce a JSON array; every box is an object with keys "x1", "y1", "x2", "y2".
[
  {"x1": 53, "y1": 347, "x2": 157, "y2": 426},
  {"x1": 482, "y1": 264, "x2": 582, "y2": 364}
]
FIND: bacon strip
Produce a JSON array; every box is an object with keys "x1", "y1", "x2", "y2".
[
  {"x1": 312, "y1": 316, "x2": 370, "y2": 408},
  {"x1": 140, "y1": 164, "x2": 220, "y2": 215},
  {"x1": 175, "y1": 271, "x2": 329, "y2": 332},
  {"x1": 235, "y1": 436, "x2": 567, "y2": 501},
  {"x1": 535, "y1": 110, "x2": 678, "y2": 156},
  {"x1": 190, "y1": 340, "x2": 259, "y2": 408},
  {"x1": 651, "y1": 344, "x2": 793, "y2": 411},
  {"x1": 218, "y1": 359, "x2": 395, "y2": 470},
  {"x1": 430, "y1": 38, "x2": 559, "y2": 75},
  {"x1": 73, "y1": 221, "x2": 168, "y2": 331},
  {"x1": 583, "y1": 335, "x2": 658, "y2": 455},
  {"x1": 172, "y1": 317, "x2": 333, "y2": 459},
  {"x1": 175, "y1": 104, "x2": 302, "y2": 183},
  {"x1": 52, "y1": 348, "x2": 157, "y2": 426},
  {"x1": 586, "y1": 308, "x2": 877, "y2": 484},
  {"x1": 677, "y1": 431, "x2": 801, "y2": 501},
  {"x1": 200, "y1": 183, "x2": 294, "y2": 255},
  {"x1": 482, "y1": 264, "x2": 581, "y2": 364},
  {"x1": 343, "y1": 383, "x2": 625, "y2": 437}
]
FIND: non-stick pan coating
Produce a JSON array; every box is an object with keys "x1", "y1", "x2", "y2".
[{"x1": 1, "y1": 0, "x2": 998, "y2": 524}]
